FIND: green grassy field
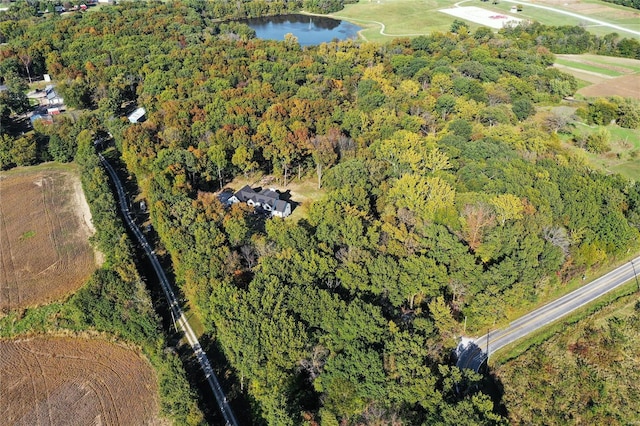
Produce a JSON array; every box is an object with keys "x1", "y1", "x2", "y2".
[
  {"x1": 567, "y1": 54, "x2": 640, "y2": 73},
  {"x1": 556, "y1": 54, "x2": 640, "y2": 76},
  {"x1": 488, "y1": 0, "x2": 640, "y2": 37},
  {"x1": 328, "y1": 0, "x2": 458, "y2": 42},
  {"x1": 554, "y1": 58, "x2": 625, "y2": 77},
  {"x1": 327, "y1": 0, "x2": 640, "y2": 43}
]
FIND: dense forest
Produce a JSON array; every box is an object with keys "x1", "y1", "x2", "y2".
[{"x1": 2, "y1": 1, "x2": 640, "y2": 424}]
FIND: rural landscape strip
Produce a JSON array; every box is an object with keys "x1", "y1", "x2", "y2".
[
  {"x1": 99, "y1": 154, "x2": 239, "y2": 426},
  {"x1": 457, "y1": 257, "x2": 640, "y2": 371},
  {"x1": 501, "y1": 0, "x2": 640, "y2": 37}
]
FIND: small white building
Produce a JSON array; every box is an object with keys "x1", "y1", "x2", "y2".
[{"x1": 127, "y1": 107, "x2": 146, "y2": 123}]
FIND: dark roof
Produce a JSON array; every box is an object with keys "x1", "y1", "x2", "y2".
[
  {"x1": 259, "y1": 188, "x2": 278, "y2": 199},
  {"x1": 46, "y1": 90, "x2": 59, "y2": 100},
  {"x1": 254, "y1": 190, "x2": 279, "y2": 207},
  {"x1": 274, "y1": 199, "x2": 290, "y2": 213},
  {"x1": 234, "y1": 185, "x2": 257, "y2": 203},
  {"x1": 234, "y1": 186, "x2": 283, "y2": 208}
]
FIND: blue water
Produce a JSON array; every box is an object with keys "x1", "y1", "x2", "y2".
[{"x1": 243, "y1": 14, "x2": 361, "y2": 46}]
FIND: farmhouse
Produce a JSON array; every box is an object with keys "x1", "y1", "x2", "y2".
[{"x1": 228, "y1": 185, "x2": 292, "y2": 218}]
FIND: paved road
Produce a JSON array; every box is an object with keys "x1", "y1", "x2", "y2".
[
  {"x1": 99, "y1": 154, "x2": 239, "y2": 426},
  {"x1": 457, "y1": 257, "x2": 640, "y2": 371}
]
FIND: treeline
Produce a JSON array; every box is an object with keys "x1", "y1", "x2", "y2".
[
  {"x1": 0, "y1": 115, "x2": 205, "y2": 425},
  {"x1": 2, "y1": 1, "x2": 640, "y2": 424},
  {"x1": 71, "y1": 133, "x2": 205, "y2": 424},
  {"x1": 602, "y1": 0, "x2": 640, "y2": 10},
  {"x1": 500, "y1": 22, "x2": 640, "y2": 59}
]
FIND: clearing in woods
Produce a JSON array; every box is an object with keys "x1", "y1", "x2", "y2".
[
  {"x1": 0, "y1": 164, "x2": 100, "y2": 312},
  {"x1": 0, "y1": 337, "x2": 164, "y2": 425}
]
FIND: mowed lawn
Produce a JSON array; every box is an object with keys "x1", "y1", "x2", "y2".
[
  {"x1": 329, "y1": 0, "x2": 465, "y2": 42},
  {"x1": 485, "y1": 0, "x2": 640, "y2": 38},
  {"x1": 326, "y1": 0, "x2": 640, "y2": 42}
]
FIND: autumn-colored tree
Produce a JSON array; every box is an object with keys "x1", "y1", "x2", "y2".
[{"x1": 459, "y1": 203, "x2": 496, "y2": 251}]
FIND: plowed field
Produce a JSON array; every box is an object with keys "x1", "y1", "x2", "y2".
[
  {"x1": 0, "y1": 337, "x2": 163, "y2": 425},
  {"x1": 554, "y1": 54, "x2": 640, "y2": 99},
  {"x1": 0, "y1": 166, "x2": 98, "y2": 312}
]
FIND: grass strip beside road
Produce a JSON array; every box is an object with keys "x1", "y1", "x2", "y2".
[
  {"x1": 490, "y1": 280, "x2": 638, "y2": 367},
  {"x1": 467, "y1": 254, "x2": 640, "y2": 336}
]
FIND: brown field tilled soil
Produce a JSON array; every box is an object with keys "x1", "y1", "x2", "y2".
[
  {"x1": 0, "y1": 168, "x2": 97, "y2": 312},
  {"x1": 578, "y1": 75, "x2": 640, "y2": 99},
  {"x1": 0, "y1": 337, "x2": 163, "y2": 425}
]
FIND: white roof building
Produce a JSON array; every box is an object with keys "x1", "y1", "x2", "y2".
[{"x1": 127, "y1": 107, "x2": 146, "y2": 123}]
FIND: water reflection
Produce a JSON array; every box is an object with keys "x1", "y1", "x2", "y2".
[{"x1": 242, "y1": 14, "x2": 361, "y2": 46}]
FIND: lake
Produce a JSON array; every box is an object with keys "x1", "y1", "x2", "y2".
[{"x1": 243, "y1": 14, "x2": 361, "y2": 46}]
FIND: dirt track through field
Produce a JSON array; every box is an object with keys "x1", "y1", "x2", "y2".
[
  {"x1": 0, "y1": 167, "x2": 99, "y2": 312},
  {"x1": 0, "y1": 337, "x2": 163, "y2": 425}
]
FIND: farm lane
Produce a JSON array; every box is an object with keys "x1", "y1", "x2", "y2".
[
  {"x1": 457, "y1": 256, "x2": 640, "y2": 371},
  {"x1": 99, "y1": 154, "x2": 239, "y2": 426}
]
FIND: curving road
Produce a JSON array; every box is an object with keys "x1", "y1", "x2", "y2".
[
  {"x1": 99, "y1": 154, "x2": 239, "y2": 426},
  {"x1": 457, "y1": 257, "x2": 640, "y2": 371}
]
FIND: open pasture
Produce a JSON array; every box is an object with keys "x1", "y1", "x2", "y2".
[
  {"x1": 0, "y1": 337, "x2": 162, "y2": 425},
  {"x1": 0, "y1": 165, "x2": 98, "y2": 312}
]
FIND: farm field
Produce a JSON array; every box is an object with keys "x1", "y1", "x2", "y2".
[
  {"x1": 329, "y1": 0, "x2": 640, "y2": 43},
  {"x1": 0, "y1": 337, "x2": 163, "y2": 425},
  {"x1": 525, "y1": 0, "x2": 640, "y2": 32},
  {"x1": 578, "y1": 75, "x2": 640, "y2": 99},
  {"x1": 553, "y1": 54, "x2": 640, "y2": 99},
  {"x1": 0, "y1": 164, "x2": 99, "y2": 312}
]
